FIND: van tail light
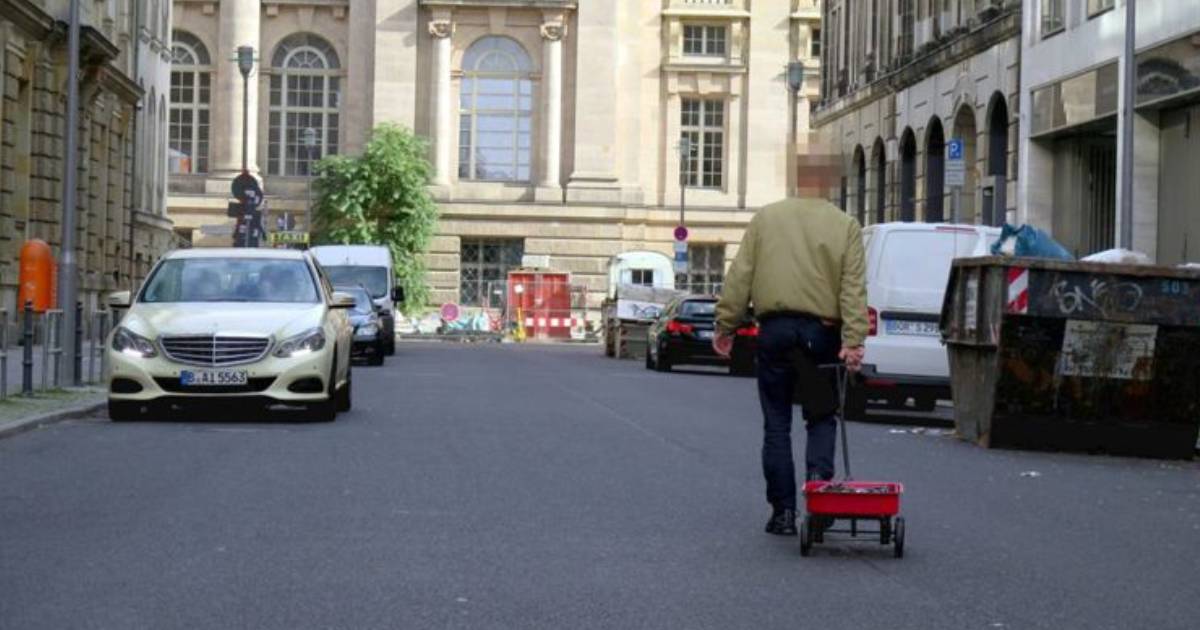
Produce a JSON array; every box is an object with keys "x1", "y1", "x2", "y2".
[
  {"x1": 735, "y1": 325, "x2": 759, "y2": 337},
  {"x1": 868, "y1": 307, "x2": 878, "y2": 337},
  {"x1": 666, "y1": 320, "x2": 694, "y2": 335}
]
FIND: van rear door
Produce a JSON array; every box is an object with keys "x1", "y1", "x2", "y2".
[{"x1": 872, "y1": 227, "x2": 986, "y2": 337}]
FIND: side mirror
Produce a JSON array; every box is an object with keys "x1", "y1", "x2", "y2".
[
  {"x1": 331, "y1": 292, "x2": 356, "y2": 309},
  {"x1": 108, "y1": 291, "x2": 132, "y2": 308},
  {"x1": 391, "y1": 286, "x2": 405, "y2": 303}
]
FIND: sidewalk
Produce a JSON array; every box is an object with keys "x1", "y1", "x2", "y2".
[{"x1": 0, "y1": 342, "x2": 105, "y2": 439}]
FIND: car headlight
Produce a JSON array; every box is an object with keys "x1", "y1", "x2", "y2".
[
  {"x1": 356, "y1": 323, "x2": 379, "y2": 337},
  {"x1": 274, "y1": 328, "x2": 326, "y2": 358},
  {"x1": 112, "y1": 327, "x2": 157, "y2": 358}
]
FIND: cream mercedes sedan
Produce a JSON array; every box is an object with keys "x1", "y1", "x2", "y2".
[{"x1": 106, "y1": 248, "x2": 355, "y2": 422}]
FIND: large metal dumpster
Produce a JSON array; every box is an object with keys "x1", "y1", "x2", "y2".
[{"x1": 941, "y1": 256, "x2": 1200, "y2": 459}]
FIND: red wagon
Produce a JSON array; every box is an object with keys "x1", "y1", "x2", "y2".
[{"x1": 800, "y1": 366, "x2": 906, "y2": 558}]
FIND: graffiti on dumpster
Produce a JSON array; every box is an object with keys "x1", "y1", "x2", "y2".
[
  {"x1": 1057, "y1": 320, "x2": 1158, "y2": 381},
  {"x1": 1050, "y1": 278, "x2": 1144, "y2": 318}
]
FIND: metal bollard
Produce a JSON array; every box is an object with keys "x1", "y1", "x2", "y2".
[
  {"x1": 74, "y1": 302, "x2": 83, "y2": 387},
  {"x1": 22, "y1": 301, "x2": 33, "y2": 396},
  {"x1": 0, "y1": 309, "x2": 8, "y2": 400}
]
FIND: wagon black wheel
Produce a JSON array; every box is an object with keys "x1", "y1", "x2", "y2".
[
  {"x1": 893, "y1": 517, "x2": 906, "y2": 558},
  {"x1": 813, "y1": 516, "x2": 827, "y2": 544},
  {"x1": 799, "y1": 516, "x2": 813, "y2": 557},
  {"x1": 880, "y1": 517, "x2": 892, "y2": 545}
]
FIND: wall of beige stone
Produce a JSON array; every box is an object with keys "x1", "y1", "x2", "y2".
[{"x1": 0, "y1": 1, "x2": 174, "y2": 320}]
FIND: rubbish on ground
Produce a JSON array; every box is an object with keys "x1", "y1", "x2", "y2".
[
  {"x1": 1019, "y1": 471, "x2": 1042, "y2": 478},
  {"x1": 990, "y1": 224, "x2": 1074, "y2": 260},
  {"x1": 816, "y1": 482, "x2": 895, "y2": 494},
  {"x1": 1081, "y1": 249, "x2": 1152, "y2": 265}
]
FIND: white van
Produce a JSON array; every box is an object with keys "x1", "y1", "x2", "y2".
[
  {"x1": 848, "y1": 223, "x2": 1000, "y2": 419},
  {"x1": 310, "y1": 245, "x2": 402, "y2": 356}
]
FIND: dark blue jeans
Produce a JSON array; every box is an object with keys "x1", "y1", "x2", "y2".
[{"x1": 756, "y1": 315, "x2": 841, "y2": 511}]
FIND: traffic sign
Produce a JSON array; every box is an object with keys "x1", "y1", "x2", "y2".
[
  {"x1": 231, "y1": 172, "x2": 262, "y2": 201},
  {"x1": 440, "y1": 302, "x2": 461, "y2": 322},
  {"x1": 674, "y1": 225, "x2": 689, "y2": 242},
  {"x1": 948, "y1": 138, "x2": 964, "y2": 161},
  {"x1": 673, "y1": 249, "x2": 688, "y2": 274},
  {"x1": 946, "y1": 138, "x2": 966, "y2": 188},
  {"x1": 673, "y1": 240, "x2": 688, "y2": 255}
]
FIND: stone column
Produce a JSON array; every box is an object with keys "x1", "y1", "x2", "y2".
[
  {"x1": 429, "y1": 17, "x2": 454, "y2": 188},
  {"x1": 537, "y1": 15, "x2": 566, "y2": 201},
  {"x1": 213, "y1": 0, "x2": 260, "y2": 177}
]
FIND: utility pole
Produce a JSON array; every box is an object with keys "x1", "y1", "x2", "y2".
[
  {"x1": 1118, "y1": 0, "x2": 1136, "y2": 249},
  {"x1": 58, "y1": 0, "x2": 82, "y2": 386}
]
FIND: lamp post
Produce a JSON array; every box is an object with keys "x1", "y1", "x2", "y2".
[
  {"x1": 678, "y1": 136, "x2": 691, "y2": 228},
  {"x1": 236, "y1": 46, "x2": 255, "y2": 174},
  {"x1": 786, "y1": 61, "x2": 805, "y2": 198},
  {"x1": 302, "y1": 127, "x2": 318, "y2": 236},
  {"x1": 58, "y1": 0, "x2": 82, "y2": 386},
  {"x1": 1118, "y1": 0, "x2": 1136, "y2": 249}
]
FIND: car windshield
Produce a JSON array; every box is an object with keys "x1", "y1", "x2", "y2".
[
  {"x1": 337, "y1": 286, "x2": 376, "y2": 313},
  {"x1": 679, "y1": 301, "x2": 717, "y2": 318},
  {"x1": 140, "y1": 258, "x2": 320, "y2": 304},
  {"x1": 323, "y1": 266, "x2": 388, "y2": 299}
]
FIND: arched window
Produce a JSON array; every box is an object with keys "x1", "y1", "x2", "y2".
[
  {"x1": 899, "y1": 128, "x2": 917, "y2": 222},
  {"x1": 269, "y1": 33, "x2": 341, "y2": 176},
  {"x1": 458, "y1": 36, "x2": 534, "y2": 182},
  {"x1": 925, "y1": 116, "x2": 945, "y2": 223},
  {"x1": 169, "y1": 31, "x2": 211, "y2": 174}
]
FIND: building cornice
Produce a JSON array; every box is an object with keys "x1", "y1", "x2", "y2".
[
  {"x1": 0, "y1": 0, "x2": 54, "y2": 38},
  {"x1": 814, "y1": 9, "x2": 1020, "y2": 127},
  {"x1": 421, "y1": 0, "x2": 577, "y2": 9},
  {"x1": 662, "y1": 8, "x2": 750, "y2": 19}
]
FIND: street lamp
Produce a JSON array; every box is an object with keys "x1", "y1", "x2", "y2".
[
  {"x1": 236, "y1": 45, "x2": 256, "y2": 174},
  {"x1": 302, "y1": 127, "x2": 318, "y2": 235},
  {"x1": 786, "y1": 61, "x2": 805, "y2": 198}
]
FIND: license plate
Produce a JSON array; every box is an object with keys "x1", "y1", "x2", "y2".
[
  {"x1": 179, "y1": 369, "x2": 249, "y2": 386},
  {"x1": 884, "y1": 319, "x2": 940, "y2": 337},
  {"x1": 696, "y1": 330, "x2": 714, "y2": 340}
]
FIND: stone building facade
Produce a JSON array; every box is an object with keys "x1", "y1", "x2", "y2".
[
  {"x1": 1018, "y1": 0, "x2": 1200, "y2": 263},
  {"x1": 0, "y1": 0, "x2": 174, "y2": 318},
  {"x1": 814, "y1": 0, "x2": 1020, "y2": 229},
  {"x1": 167, "y1": 0, "x2": 823, "y2": 308}
]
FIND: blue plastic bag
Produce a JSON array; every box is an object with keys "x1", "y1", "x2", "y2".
[{"x1": 990, "y1": 224, "x2": 1074, "y2": 261}]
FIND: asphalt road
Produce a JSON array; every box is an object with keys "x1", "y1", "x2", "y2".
[{"x1": 2, "y1": 342, "x2": 1198, "y2": 630}]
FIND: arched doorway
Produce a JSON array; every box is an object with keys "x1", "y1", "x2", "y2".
[
  {"x1": 900, "y1": 128, "x2": 916, "y2": 222},
  {"x1": 986, "y1": 93, "x2": 1010, "y2": 226},
  {"x1": 853, "y1": 146, "x2": 866, "y2": 225},
  {"x1": 951, "y1": 104, "x2": 978, "y2": 224},
  {"x1": 872, "y1": 138, "x2": 887, "y2": 224},
  {"x1": 925, "y1": 116, "x2": 946, "y2": 223}
]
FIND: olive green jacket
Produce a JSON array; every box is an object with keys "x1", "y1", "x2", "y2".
[{"x1": 715, "y1": 198, "x2": 869, "y2": 348}]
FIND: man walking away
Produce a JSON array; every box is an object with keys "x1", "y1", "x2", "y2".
[{"x1": 712, "y1": 159, "x2": 868, "y2": 537}]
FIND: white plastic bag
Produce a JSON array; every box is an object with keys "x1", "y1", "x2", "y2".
[{"x1": 1081, "y1": 249, "x2": 1152, "y2": 265}]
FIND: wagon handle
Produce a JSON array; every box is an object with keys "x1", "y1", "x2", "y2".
[{"x1": 820, "y1": 363, "x2": 853, "y2": 481}]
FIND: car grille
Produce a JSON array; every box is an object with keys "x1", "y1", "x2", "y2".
[
  {"x1": 159, "y1": 335, "x2": 271, "y2": 366},
  {"x1": 154, "y1": 377, "x2": 276, "y2": 394}
]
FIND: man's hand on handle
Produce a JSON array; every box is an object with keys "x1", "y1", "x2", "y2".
[
  {"x1": 712, "y1": 331, "x2": 734, "y2": 359},
  {"x1": 839, "y1": 346, "x2": 865, "y2": 373}
]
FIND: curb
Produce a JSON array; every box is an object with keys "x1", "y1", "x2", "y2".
[{"x1": 0, "y1": 399, "x2": 107, "y2": 441}]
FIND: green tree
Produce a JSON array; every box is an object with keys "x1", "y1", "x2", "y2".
[{"x1": 311, "y1": 124, "x2": 439, "y2": 312}]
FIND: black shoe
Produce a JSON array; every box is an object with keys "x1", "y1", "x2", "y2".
[{"x1": 765, "y1": 509, "x2": 798, "y2": 536}]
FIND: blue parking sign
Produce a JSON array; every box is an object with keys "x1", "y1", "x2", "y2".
[{"x1": 948, "y1": 138, "x2": 964, "y2": 161}]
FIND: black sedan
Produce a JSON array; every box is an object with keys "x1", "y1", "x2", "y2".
[
  {"x1": 337, "y1": 285, "x2": 386, "y2": 366},
  {"x1": 645, "y1": 296, "x2": 756, "y2": 376}
]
